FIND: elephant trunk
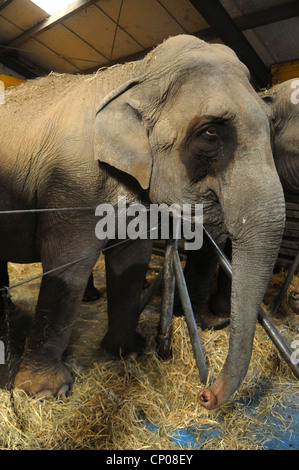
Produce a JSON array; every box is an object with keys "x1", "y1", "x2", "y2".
[{"x1": 199, "y1": 159, "x2": 285, "y2": 410}]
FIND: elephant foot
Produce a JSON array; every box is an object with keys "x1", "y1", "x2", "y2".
[
  {"x1": 185, "y1": 301, "x2": 229, "y2": 331},
  {"x1": 101, "y1": 331, "x2": 145, "y2": 359},
  {"x1": 82, "y1": 285, "x2": 101, "y2": 302},
  {"x1": 82, "y1": 273, "x2": 101, "y2": 302},
  {"x1": 288, "y1": 290, "x2": 299, "y2": 315},
  {"x1": 194, "y1": 310, "x2": 230, "y2": 331},
  {"x1": 174, "y1": 300, "x2": 229, "y2": 330},
  {"x1": 13, "y1": 361, "x2": 73, "y2": 398}
]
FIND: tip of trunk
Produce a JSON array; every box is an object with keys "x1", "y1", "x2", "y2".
[
  {"x1": 198, "y1": 361, "x2": 243, "y2": 410},
  {"x1": 198, "y1": 388, "x2": 219, "y2": 410}
]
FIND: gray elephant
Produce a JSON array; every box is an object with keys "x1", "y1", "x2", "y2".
[
  {"x1": 0, "y1": 35, "x2": 285, "y2": 411},
  {"x1": 263, "y1": 79, "x2": 299, "y2": 196},
  {"x1": 185, "y1": 78, "x2": 299, "y2": 324}
]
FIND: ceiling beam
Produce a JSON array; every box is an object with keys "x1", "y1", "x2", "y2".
[
  {"x1": 85, "y1": 1, "x2": 299, "y2": 75},
  {"x1": 0, "y1": 0, "x2": 14, "y2": 12},
  {"x1": 1, "y1": 0, "x2": 98, "y2": 49},
  {"x1": 198, "y1": 1, "x2": 299, "y2": 42},
  {"x1": 189, "y1": 0, "x2": 272, "y2": 87},
  {"x1": 0, "y1": 0, "x2": 99, "y2": 76},
  {"x1": 235, "y1": 0, "x2": 299, "y2": 30},
  {"x1": 0, "y1": 51, "x2": 46, "y2": 78}
]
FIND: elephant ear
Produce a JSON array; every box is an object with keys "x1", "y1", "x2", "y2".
[{"x1": 94, "y1": 78, "x2": 153, "y2": 190}]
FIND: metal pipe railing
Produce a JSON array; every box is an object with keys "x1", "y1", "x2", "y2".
[{"x1": 203, "y1": 227, "x2": 299, "y2": 380}]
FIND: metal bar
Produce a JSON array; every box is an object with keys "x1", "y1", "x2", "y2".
[
  {"x1": 0, "y1": 0, "x2": 15, "y2": 12},
  {"x1": 203, "y1": 229, "x2": 232, "y2": 278},
  {"x1": 258, "y1": 307, "x2": 299, "y2": 379},
  {"x1": 173, "y1": 250, "x2": 208, "y2": 384},
  {"x1": 139, "y1": 268, "x2": 163, "y2": 314},
  {"x1": 203, "y1": 227, "x2": 299, "y2": 380},
  {"x1": 156, "y1": 239, "x2": 176, "y2": 359},
  {"x1": 273, "y1": 249, "x2": 299, "y2": 314},
  {"x1": 0, "y1": 0, "x2": 98, "y2": 51}
]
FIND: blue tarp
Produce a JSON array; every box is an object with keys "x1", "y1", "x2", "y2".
[{"x1": 143, "y1": 402, "x2": 299, "y2": 450}]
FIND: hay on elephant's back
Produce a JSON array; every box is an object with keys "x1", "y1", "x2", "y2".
[{"x1": 0, "y1": 260, "x2": 298, "y2": 450}]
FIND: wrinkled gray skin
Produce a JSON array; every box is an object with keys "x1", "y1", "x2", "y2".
[
  {"x1": 0, "y1": 35, "x2": 285, "y2": 410},
  {"x1": 185, "y1": 78, "x2": 299, "y2": 324},
  {"x1": 264, "y1": 79, "x2": 299, "y2": 196}
]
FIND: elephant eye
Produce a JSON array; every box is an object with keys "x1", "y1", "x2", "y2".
[
  {"x1": 188, "y1": 123, "x2": 224, "y2": 159},
  {"x1": 202, "y1": 126, "x2": 220, "y2": 141}
]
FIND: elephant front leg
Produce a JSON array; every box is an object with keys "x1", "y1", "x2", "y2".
[
  {"x1": 14, "y1": 258, "x2": 98, "y2": 397},
  {"x1": 102, "y1": 239, "x2": 153, "y2": 359}
]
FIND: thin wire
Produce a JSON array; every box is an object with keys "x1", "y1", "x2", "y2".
[
  {"x1": 156, "y1": 0, "x2": 189, "y2": 34},
  {"x1": 0, "y1": 201, "x2": 200, "y2": 289},
  {"x1": 4, "y1": 225, "x2": 159, "y2": 292},
  {"x1": 110, "y1": 0, "x2": 124, "y2": 60},
  {"x1": 0, "y1": 206, "x2": 97, "y2": 215},
  {"x1": 6, "y1": 249, "x2": 101, "y2": 291},
  {"x1": 0, "y1": 44, "x2": 102, "y2": 64}
]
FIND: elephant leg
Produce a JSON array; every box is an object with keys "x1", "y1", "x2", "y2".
[
  {"x1": 82, "y1": 272, "x2": 101, "y2": 302},
  {"x1": 181, "y1": 242, "x2": 219, "y2": 329},
  {"x1": 101, "y1": 238, "x2": 153, "y2": 358},
  {"x1": 13, "y1": 235, "x2": 100, "y2": 397},
  {"x1": 177, "y1": 235, "x2": 230, "y2": 330},
  {"x1": 0, "y1": 260, "x2": 9, "y2": 314},
  {"x1": 209, "y1": 238, "x2": 232, "y2": 318}
]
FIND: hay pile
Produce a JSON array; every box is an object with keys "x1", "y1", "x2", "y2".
[{"x1": 0, "y1": 256, "x2": 298, "y2": 450}]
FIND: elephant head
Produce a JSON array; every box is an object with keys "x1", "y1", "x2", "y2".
[
  {"x1": 261, "y1": 78, "x2": 299, "y2": 195},
  {"x1": 94, "y1": 35, "x2": 285, "y2": 409}
]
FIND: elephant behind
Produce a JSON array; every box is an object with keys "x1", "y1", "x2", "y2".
[
  {"x1": 190, "y1": 78, "x2": 299, "y2": 323},
  {"x1": 263, "y1": 78, "x2": 299, "y2": 196}
]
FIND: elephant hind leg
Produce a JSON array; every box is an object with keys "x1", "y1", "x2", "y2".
[
  {"x1": 82, "y1": 272, "x2": 101, "y2": 302},
  {"x1": 14, "y1": 247, "x2": 100, "y2": 397},
  {"x1": 102, "y1": 239, "x2": 153, "y2": 359}
]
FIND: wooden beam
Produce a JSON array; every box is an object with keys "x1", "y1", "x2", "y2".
[
  {"x1": 235, "y1": 0, "x2": 299, "y2": 30},
  {"x1": 198, "y1": 1, "x2": 299, "y2": 42},
  {"x1": 0, "y1": 0, "x2": 14, "y2": 11},
  {"x1": 189, "y1": 0, "x2": 272, "y2": 87},
  {"x1": 0, "y1": 50, "x2": 46, "y2": 78},
  {"x1": 2, "y1": 0, "x2": 98, "y2": 48}
]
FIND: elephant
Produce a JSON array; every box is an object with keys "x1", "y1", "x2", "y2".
[
  {"x1": 0, "y1": 34, "x2": 285, "y2": 411},
  {"x1": 183, "y1": 78, "x2": 299, "y2": 325},
  {"x1": 263, "y1": 79, "x2": 299, "y2": 315},
  {"x1": 262, "y1": 78, "x2": 299, "y2": 196}
]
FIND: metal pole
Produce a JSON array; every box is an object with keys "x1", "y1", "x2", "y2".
[
  {"x1": 173, "y1": 250, "x2": 209, "y2": 384},
  {"x1": 258, "y1": 306, "x2": 299, "y2": 379},
  {"x1": 272, "y1": 249, "x2": 299, "y2": 314},
  {"x1": 139, "y1": 268, "x2": 163, "y2": 314},
  {"x1": 156, "y1": 238, "x2": 177, "y2": 359},
  {"x1": 203, "y1": 226, "x2": 299, "y2": 380}
]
